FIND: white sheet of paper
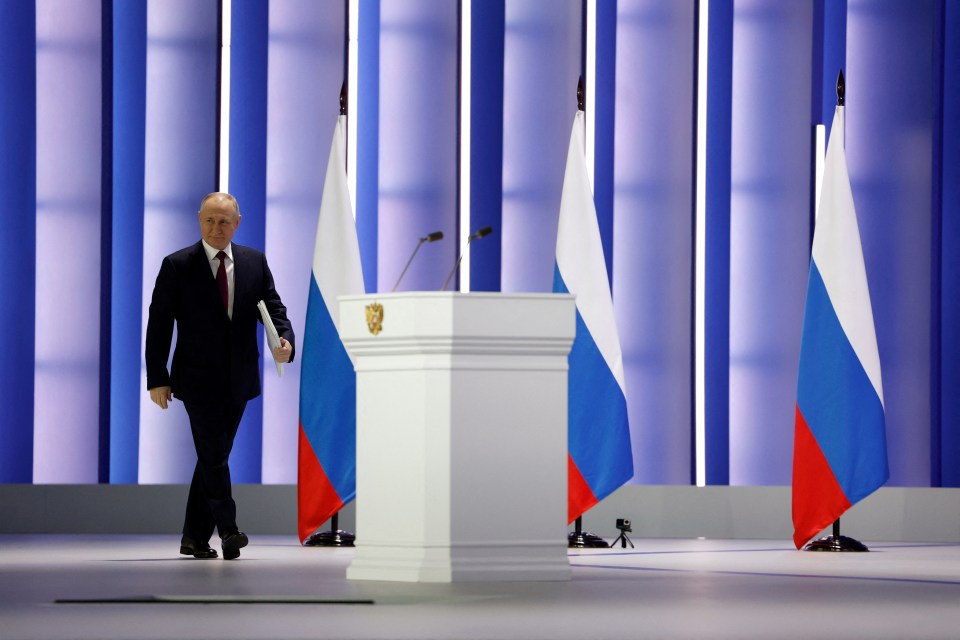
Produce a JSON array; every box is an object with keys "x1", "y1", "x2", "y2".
[{"x1": 257, "y1": 300, "x2": 284, "y2": 377}]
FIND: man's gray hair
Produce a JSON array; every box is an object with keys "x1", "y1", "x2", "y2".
[{"x1": 199, "y1": 192, "x2": 240, "y2": 214}]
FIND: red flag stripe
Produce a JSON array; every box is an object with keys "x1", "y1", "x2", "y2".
[
  {"x1": 297, "y1": 422, "x2": 344, "y2": 543},
  {"x1": 792, "y1": 405, "x2": 852, "y2": 549},
  {"x1": 568, "y1": 454, "x2": 598, "y2": 524}
]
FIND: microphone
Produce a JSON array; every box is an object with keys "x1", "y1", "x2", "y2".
[
  {"x1": 392, "y1": 231, "x2": 444, "y2": 292},
  {"x1": 441, "y1": 226, "x2": 494, "y2": 291}
]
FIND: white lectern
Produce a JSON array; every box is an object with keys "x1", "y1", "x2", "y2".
[{"x1": 339, "y1": 292, "x2": 575, "y2": 582}]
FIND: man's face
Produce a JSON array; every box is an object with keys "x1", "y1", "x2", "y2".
[{"x1": 199, "y1": 197, "x2": 241, "y2": 250}]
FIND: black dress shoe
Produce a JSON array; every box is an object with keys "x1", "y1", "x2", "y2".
[
  {"x1": 221, "y1": 531, "x2": 248, "y2": 560},
  {"x1": 179, "y1": 537, "x2": 218, "y2": 559}
]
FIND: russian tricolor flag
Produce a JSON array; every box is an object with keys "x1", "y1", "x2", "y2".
[
  {"x1": 553, "y1": 110, "x2": 633, "y2": 523},
  {"x1": 297, "y1": 115, "x2": 364, "y2": 543},
  {"x1": 792, "y1": 105, "x2": 888, "y2": 549}
]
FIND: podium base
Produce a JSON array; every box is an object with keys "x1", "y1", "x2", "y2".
[
  {"x1": 304, "y1": 530, "x2": 356, "y2": 547},
  {"x1": 568, "y1": 531, "x2": 610, "y2": 548},
  {"x1": 347, "y1": 543, "x2": 572, "y2": 582},
  {"x1": 804, "y1": 535, "x2": 869, "y2": 552}
]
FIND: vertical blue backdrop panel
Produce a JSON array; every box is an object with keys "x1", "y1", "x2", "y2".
[
  {"x1": 34, "y1": 0, "x2": 103, "y2": 483},
  {"x1": 227, "y1": 0, "x2": 268, "y2": 484},
  {"x1": 99, "y1": 0, "x2": 113, "y2": 483},
  {"x1": 0, "y1": 1, "x2": 36, "y2": 483},
  {"x1": 594, "y1": 0, "x2": 616, "y2": 287},
  {"x1": 728, "y1": 0, "x2": 812, "y2": 486},
  {"x1": 357, "y1": 0, "x2": 380, "y2": 294},
  {"x1": 138, "y1": 0, "x2": 219, "y2": 483},
  {"x1": 262, "y1": 0, "x2": 345, "y2": 483},
  {"x1": 940, "y1": 0, "x2": 960, "y2": 487},
  {"x1": 847, "y1": 0, "x2": 935, "y2": 486},
  {"x1": 705, "y1": 0, "x2": 733, "y2": 485},
  {"x1": 501, "y1": 1, "x2": 581, "y2": 293},
  {"x1": 110, "y1": 0, "x2": 147, "y2": 483},
  {"x1": 377, "y1": 2, "x2": 459, "y2": 292},
  {"x1": 469, "y1": 0, "x2": 504, "y2": 292},
  {"x1": 818, "y1": 0, "x2": 846, "y2": 135},
  {"x1": 613, "y1": 0, "x2": 695, "y2": 485}
]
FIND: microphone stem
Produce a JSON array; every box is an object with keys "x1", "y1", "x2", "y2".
[
  {"x1": 392, "y1": 239, "x2": 425, "y2": 292},
  {"x1": 441, "y1": 238, "x2": 473, "y2": 292}
]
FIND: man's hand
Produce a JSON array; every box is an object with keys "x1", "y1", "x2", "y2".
[
  {"x1": 273, "y1": 337, "x2": 292, "y2": 364},
  {"x1": 150, "y1": 386, "x2": 173, "y2": 410}
]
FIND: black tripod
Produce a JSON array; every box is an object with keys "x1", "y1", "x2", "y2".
[
  {"x1": 611, "y1": 529, "x2": 634, "y2": 548},
  {"x1": 612, "y1": 518, "x2": 634, "y2": 548}
]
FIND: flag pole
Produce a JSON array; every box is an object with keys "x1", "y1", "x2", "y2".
[
  {"x1": 303, "y1": 80, "x2": 357, "y2": 549},
  {"x1": 563, "y1": 76, "x2": 610, "y2": 550},
  {"x1": 801, "y1": 70, "x2": 868, "y2": 553}
]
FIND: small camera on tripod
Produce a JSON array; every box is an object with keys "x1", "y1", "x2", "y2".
[{"x1": 612, "y1": 518, "x2": 634, "y2": 548}]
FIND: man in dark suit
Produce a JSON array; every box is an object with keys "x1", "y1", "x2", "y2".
[{"x1": 146, "y1": 192, "x2": 295, "y2": 560}]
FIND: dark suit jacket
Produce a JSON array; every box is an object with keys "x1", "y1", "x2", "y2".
[{"x1": 145, "y1": 241, "x2": 295, "y2": 404}]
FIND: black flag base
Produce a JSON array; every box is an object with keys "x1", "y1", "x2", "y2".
[
  {"x1": 303, "y1": 512, "x2": 355, "y2": 547},
  {"x1": 303, "y1": 529, "x2": 356, "y2": 547},
  {"x1": 568, "y1": 531, "x2": 610, "y2": 548},
  {"x1": 804, "y1": 534, "x2": 869, "y2": 552},
  {"x1": 567, "y1": 516, "x2": 610, "y2": 548},
  {"x1": 803, "y1": 518, "x2": 869, "y2": 552}
]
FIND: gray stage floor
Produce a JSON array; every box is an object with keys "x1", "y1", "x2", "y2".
[{"x1": 2, "y1": 535, "x2": 959, "y2": 639}]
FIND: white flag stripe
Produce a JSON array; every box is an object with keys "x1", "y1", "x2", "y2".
[
  {"x1": 811, "y1": 107, "x2": 884, "y2": 406},
  {"x1": 556, "y1": 111, "x2": 626, "y2": 392},
  {"x1": 312, "y1": 116, "x2": 365, "y2": 343}
]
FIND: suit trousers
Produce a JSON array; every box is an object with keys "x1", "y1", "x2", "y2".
[{"x1": 182, "y1": 399, "x2": 247, "y2": 542}]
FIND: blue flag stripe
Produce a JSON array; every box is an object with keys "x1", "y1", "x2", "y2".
[
  {"x1": 554, "y1": 267, "x2": 633, "y2": 501},
  {"x1": 797, "y1": 262, "x2": 888, "y2": 504},
  {"x1": 299, "y1": 275, "x2": 357, "y2": 503}
]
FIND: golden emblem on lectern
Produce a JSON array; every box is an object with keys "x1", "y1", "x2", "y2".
[{"x1": 365, "y1": 302, "x2": 384, "y2": 335}]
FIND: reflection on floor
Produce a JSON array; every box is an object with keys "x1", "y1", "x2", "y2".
[{"x1": 2, "y1": 535, "x2": 959, "y2": 639}]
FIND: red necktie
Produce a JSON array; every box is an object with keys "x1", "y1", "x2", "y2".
[{"x1": 216, "y1": 251, "x2": 228, "y2": 312}]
